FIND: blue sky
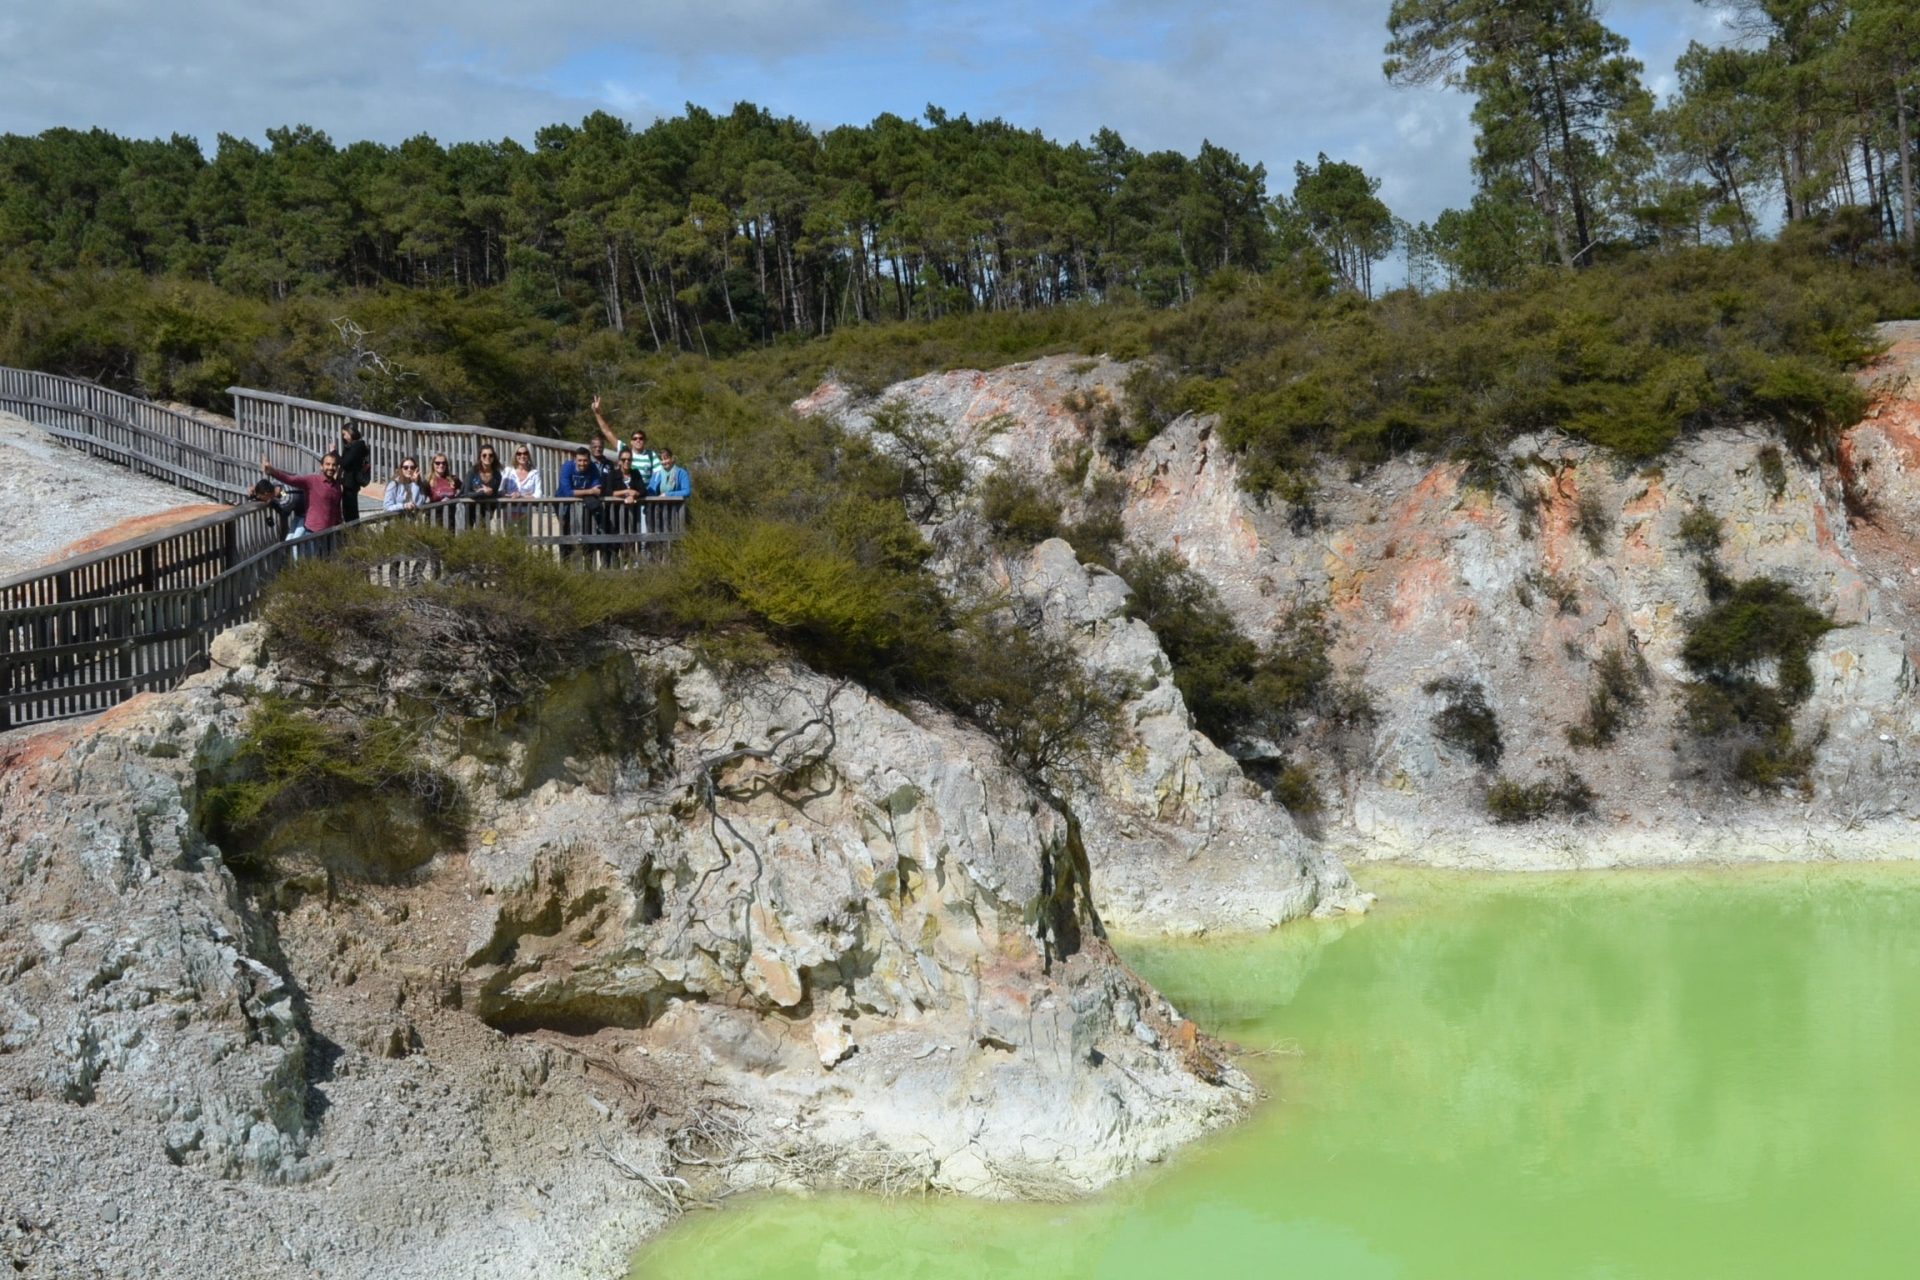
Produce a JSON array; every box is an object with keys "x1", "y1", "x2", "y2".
[{"x1": 1, "y1": 1, "x2": 1735, "y2": 229}]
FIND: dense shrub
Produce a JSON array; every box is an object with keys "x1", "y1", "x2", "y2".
[
  {"x1": 1062, "y1": 473, "x2": 1128, "y2": 568},
  {"x1": 1677, "y1": 505, "x2": 1724, "y2": 558},
  {"x1": 1142, "y1": 244, "x2": 1914, "y2": 494},
  {"x1": 1485, "y1": 758, "x2": 1596, "y2": 824},
  {"x1": 1426, "y1": 677, "x2": 1504, "y2": 769},
  {"x1": 196, "y1": 695, "x2": 465, "y2": 880},
  {"x1": 1119, "y1": 549, "x2": 1362, "y2": 751},
  {"x1": 1574, "y1": 491, "x2": 1613, "y2": 555},
  {"x1": 1755, "y1": 444, "x2": 1790, "y2": 497},
  {"x1": 978, "y1": 470, "x2": 1066, "y2": 550},
  {"x1": 1677, "y1": 577, "x2": 1835, "y2": 790}
]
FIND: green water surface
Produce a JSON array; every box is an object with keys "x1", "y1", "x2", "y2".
[{"x1": 632, "y1": 865, "x2": 1920, "y2": 1278}]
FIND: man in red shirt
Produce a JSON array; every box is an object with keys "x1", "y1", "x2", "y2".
[{"x1": 261, "y1": 451, "x2": 346, "y2": 534}]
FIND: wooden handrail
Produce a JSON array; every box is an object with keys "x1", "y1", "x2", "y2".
[{"x1": 1, "y1": 368, "x2": 688, "y2": 730}]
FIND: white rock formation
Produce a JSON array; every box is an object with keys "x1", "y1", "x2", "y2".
[
  {"x1": 0, "y1": 626, "x2": 1248, "y2": 1278},
  {"x1": 801, "y1": 335, "x2": 1920, "y2": 870}
]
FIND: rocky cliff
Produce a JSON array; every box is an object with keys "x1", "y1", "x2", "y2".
[
  {"x1": 800, "y1": 321, "x2": 1920, "y2": 869},
  {"x1": 0, "y1": 628, "x2": 1247, "y2": 1279}
]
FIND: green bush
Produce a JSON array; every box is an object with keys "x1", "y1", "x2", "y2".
[
  {"x1": 1566, "y1": 646, "x2": 1650, "y2": 749},
  {"x1": 1677, "y1": 577, "x2": 1835, "y2": 791},
  {"x1": 1485, "y1": 758, "x2": 1596, "y2": 824},
  {"x1": 1574, "y1": 491, "x2": 1612, "y2": 555},
  {"x1": 1677, "y1": 505, "x2": 1724, "y2": 558},
  {"x1": 1426, "y1": 677, "x2": 1503, "y2": 769},
  {"x1": 196, "y1": 695, "x2": 465, "y2": 881},
  {"x1": 978, "y1": 470, "x2": 1066, "y2": 550},
  {"x1": 1062, "y1": 473, "x2": 1128, "y2": 569},
  {"x1": 1755, "y1": 444, "x2": 1789, "y2": 498},
  {"x1": 1119, "y1": 549, "x2": 1362, "y2": 752}
]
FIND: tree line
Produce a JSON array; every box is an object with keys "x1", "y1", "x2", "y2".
[
  {"x1": 0, "y1": 106, "x2": 1290, "y2": 351},
  {"x1": 1, "y1": 0, "x2": 1916, "y2": 360},
  {"x1": 1393, "y1": 0, "x2": 1920, "y2": 285}
]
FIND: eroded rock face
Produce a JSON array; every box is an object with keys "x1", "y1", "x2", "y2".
[
  {"x1": 802, "y1": 357, "x2": 1368, "y2": 932},
  {"x1": 1006, "y1": 539, "x2": 1365, "y2": 932},
  {"x1": 461, "y1": 644, "x2": 1247, "y2": 1190},
  {"x1": 805, "y1": 336, "x2": 1920, "y2": 869},
  {"x1": 0, "y1": 628, "x2": 1249, "y2": 1277},
  {"x1": 0, "y1": 705, "x2": 313, "y2": 1182}
]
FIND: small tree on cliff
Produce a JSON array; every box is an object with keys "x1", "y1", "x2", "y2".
[{"x1": 947, "y1": 604, "x2": 1129, "y2": 966}]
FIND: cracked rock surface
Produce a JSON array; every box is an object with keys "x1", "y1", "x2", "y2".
[{"x1": 0, "y1": 630, "x2": 1247, "y2": 1278}]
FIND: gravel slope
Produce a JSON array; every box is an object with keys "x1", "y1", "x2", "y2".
[{"x1": 0, "y1": 411, "x2": 217, "y2": 579}]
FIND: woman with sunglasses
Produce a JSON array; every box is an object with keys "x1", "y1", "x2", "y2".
[
  {"x1": 423, "y1": 453, "x2": 464, "y2": 503},
  {"x1": 383, "y1": 456, "x2": 426, "y2": 512},
  {"x1": 468, "y1": 444, "x2": 505, "y2": 500},
  {"x1": 502, "y1": 446, "x2": 541, "y2": 497}
]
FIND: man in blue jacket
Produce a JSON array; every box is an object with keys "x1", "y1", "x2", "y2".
[{"x1": 556, "y1": 444, "x2": 605, "y2": 553}]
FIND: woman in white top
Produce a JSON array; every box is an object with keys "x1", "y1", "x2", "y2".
[
  {"x1": 502, "y1": 446, "x2": 542, "y2": 497},
  {"x1": 383, "y1": 457, "x2": 427, "y2": 512}
]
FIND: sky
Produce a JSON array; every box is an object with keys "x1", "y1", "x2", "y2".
[{"x1": 0, "y1": 1, "x2": 1738, "y2": 229}]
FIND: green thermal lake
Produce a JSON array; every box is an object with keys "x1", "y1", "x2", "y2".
[{"x1": 631, "y1": 865, "x2": 1920, "y2": 1278}]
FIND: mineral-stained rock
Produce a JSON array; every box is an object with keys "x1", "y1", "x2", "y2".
[
  {"x1": 805, "y1": 333, "x2": 1920, "y2": 869},
  {"x1": 803, "y1": 358, "x2": 1369, "y2": 932},
  {"x1": 460, "y1": 643, "x2": 1250, "y2": 1187}
]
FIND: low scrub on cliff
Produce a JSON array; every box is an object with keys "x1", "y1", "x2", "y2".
[
  {"x1": 977, "y1": 465, "x2": 1129, "y2": 567},
  {"x1": 196, "y1": 694, "x2": 466, "y2": 882},
  {"x1": 1426, "y1": 677, "x2": 1504, "y2": 769},
  {"x1": 1485, "y1": 759, "x2": 1597, "y2": 824},
  {"x1": 1117, "y1": 549, "x2": 1374, "y2": 817},
  {"x1": 1124, "y1": 244, "x2": 1915, "y2": 500},
  {"x1": 1566, "y1": 646, "x2": 1651, "y2": 750},
  {"x1": 1677, "y1": 577, "x2": 1835, "y2": 791}
]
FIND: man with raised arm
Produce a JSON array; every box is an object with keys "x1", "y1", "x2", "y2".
[
  {"x1": 261, "y1": 451, "x2": 346, "y2": 535},
  {"x1": 591, "y1": 395, "x2": 660, "y2": 487}
]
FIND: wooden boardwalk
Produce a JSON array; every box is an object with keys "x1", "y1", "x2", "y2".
[{"x1": 0, "y1": 369, "x2": 684, "y2": 730}]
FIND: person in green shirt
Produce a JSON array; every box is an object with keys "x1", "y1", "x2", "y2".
[{"x1": 591, "y1": 395, "x2": 660, "y2": 488}]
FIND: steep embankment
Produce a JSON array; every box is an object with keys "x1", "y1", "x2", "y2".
[
  {"x1": 0, "y1": 627, "x2": 1248, "y2": 1279},
  {"x1": 802, "y1": 322, "x2": 1920, "y2": 868}
]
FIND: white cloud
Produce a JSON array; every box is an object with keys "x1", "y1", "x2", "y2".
[{"x1": 0, "y1": 0, "x2": 1737, "y2": 231}]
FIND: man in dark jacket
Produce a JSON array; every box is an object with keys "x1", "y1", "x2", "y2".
[{"x1": 337, "y1": 423, "x2": 371, "y2": 522}]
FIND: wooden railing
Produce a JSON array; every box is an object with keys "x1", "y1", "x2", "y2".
[
  {"x1": 231, "y1": 387, "x2": 586, "y2": 491},
  {"x1": 1, "y1": 370, "x2": 687, "y2": 730},
  {"x1": 0, "y1": 367, "x2": 318, "y2": 500}
]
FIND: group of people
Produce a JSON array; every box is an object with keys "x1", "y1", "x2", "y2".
[{"x1": 251, "y1": 401, "x2": 691, "y2": 544}]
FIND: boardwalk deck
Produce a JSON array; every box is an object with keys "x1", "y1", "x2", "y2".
[{"x1": 0, "y1": 369, "x2": 684, "y2": 730}]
